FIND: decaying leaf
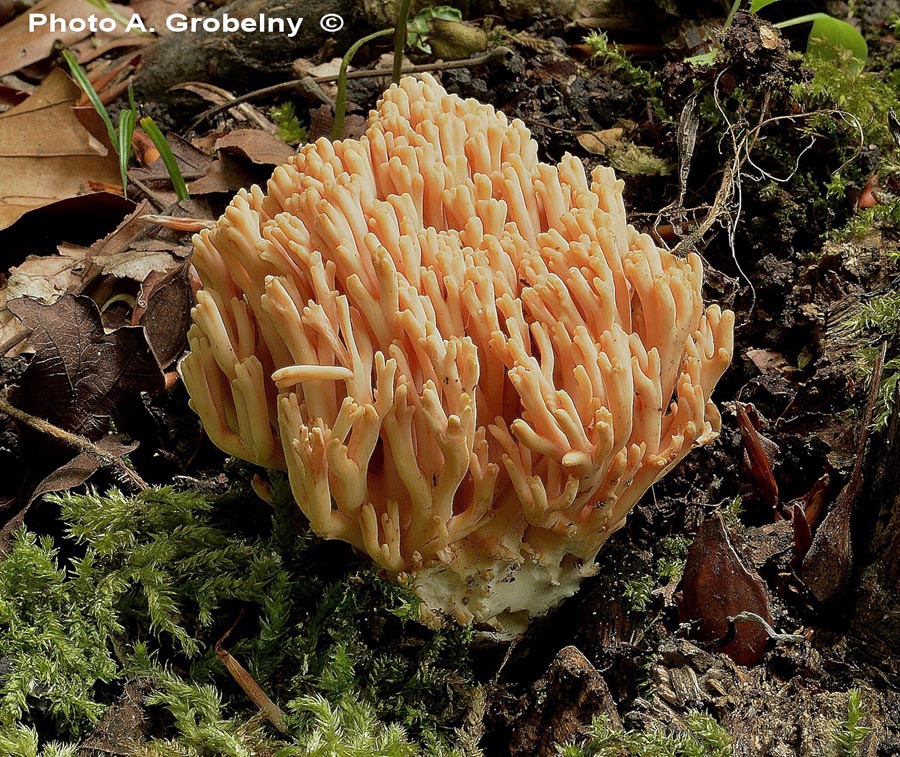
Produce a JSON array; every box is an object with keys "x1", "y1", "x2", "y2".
[
  {"x1": 0, "y1": 0, "x2": 133, "y2": 77},
  {"x1": 746, "y1": 348, "x2": 794, "y2": 376},
  {"x1": 4, "y1": 244, "x2": 92, "y2": 303},
  {"x1": 215, "y1": 128, "x2": 296, "y2": 166},
  {"x1": 8, "y1": 294, "x2": 165, "y2": 438},
  {"x1": 132, "y1": 263, "x2": 192, "y2": 367},
  {"x1": 738, "y1": 403, "x2": 780, "y2": 516},
  {"x1": 577, "y1": 129, "x2": 672, "y2": 175},
  {"x1": 802, "y1": 344, "x2": 885, "y2": 605},
  {"x1": 576, "y1": 128, "x2": 625, "y2": 154},
  {"x1": 308, "y1": 103, "x2": 365, "y2": 142},
  {"x1": 0, "y1": 68, "x2": 121, "y2": 230},
  {"x1": 187, "y1": 154, "x2": 261, "y2": 195},
  {"x1": 89, "y1": 198, "x2": 191, "y2": 281},
  {"x1": 28, "y1": 434, "x2": 138, "y2": 505},
  {"x1": 678, "y1": 514, "x2": 773, "y2": 666},
  {"x1": 129, "y1": 133, "x2": 214, "y2": 203}
]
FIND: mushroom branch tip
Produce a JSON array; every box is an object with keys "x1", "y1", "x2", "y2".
[{"x1": 181, "y1": 73, "x2": 735, "y2": 632}]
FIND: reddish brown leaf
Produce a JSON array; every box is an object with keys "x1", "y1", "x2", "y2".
[
  {"x1": 187, "y1": 154, "x2": 262, "y2": 196},
  {"x1": 796, "y1": 471, "x2": 830, "y2": 529},
  {"x1": 738, "y1": 403, "x2": 780, "y2": 517},
  {"x1": 8, "y1": 294, "x2": 165, "y2": 438},
  {"x1": 678, "y1": 514, "x2": 773, "y2": 666},
  {"x1": 791, "y1": 503, "x2": 813, "y2": 563}
]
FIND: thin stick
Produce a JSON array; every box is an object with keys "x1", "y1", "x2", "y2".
[
  {"x1": 189, "y1": 48, "x2": 508, "y2": 130},
  {"x1": 0, "y1": 394, "x2": 148, "y2": 491}
]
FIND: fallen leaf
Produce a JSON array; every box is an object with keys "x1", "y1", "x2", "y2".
[
  {"x1": 738, "y1": 403, "x2": 780, "y2": 517},
  {"x1": 292, "y1": 57, "x2": 342, "y2": 99},
  {"x1": 187, "y1": 154, "x2": 262, "y2": 195},
  {"x1": 0, "y1": 0, "x2": 133, "y2": 77},
  {"x1": 5, "y1": 244, "x2": 92, "y2": 302},
  {"x1": 28, "y1": 434, "x2": 138, "y2": 505},
  {"x1": 0, "y1": 68, "x2": 121, "y2": 230},
  {"x1": 215, "y1": 129, "x2": 295, "y2": 166},
  {"x1": 9, "y1": 294, "x2": 165, "y2": 438},
  {"x1": 128, "y1": 133, "x2": 214, "y2": 190},
  {"x1": 576, "y1": 128, "x2": 624, "y2": 153},
  {"x1": 678, "y1": 514, "x2": 773, "y2": 666},
  {"x1": 0, "y1": 243, "x2": 95, "y2": 355},
  {"x1": 745, "y1": 348, "x2": 794, "y2": 375},
  {"x1": 308, "y1": 103, "x2": 365, "y2": 142},
  {"x1": 802, "y1": 345, "x2": 884, "y2": 605},
  {"x1": 89, "y1": 199, "x2": 190, "y2": 282},
  {"x1": 132, "y1": 263, "x2": 192, "y2": 367}
]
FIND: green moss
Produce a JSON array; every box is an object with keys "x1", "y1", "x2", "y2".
[
  {"x1": 832, "y1": 689, "x2": 871, "y2": 757},
  {"x1": 556, "y1": 712, "x2": 732, "y2": 757},
  {"x1": 0, "y1": 486, "x2": 477, "y2": 753},
  {"x1": 269, "y1": 102, "x2": 308, "y2": 145},
  {"x1": 0, "y1": 531, "x2": 119, "y2": 738},
  {"x1": 583, "y1": 31, "x2": 669, "y2": 121}
]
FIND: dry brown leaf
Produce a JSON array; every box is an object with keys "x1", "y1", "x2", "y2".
[
  {"x1": 576, "y1": 128, "x2": 624, "y2": 154},
  {"x1": 9, "y1": 294, "x2": 165, "y2": 438},
  {"x1": 0, "y1": 68, "x2": 121, "y2": 230},
  {"x1": 215, "y1": 129, "x2": 295, "y2": 166},
  {"x1": 89, "y1": 198, "x2": 190, "y2": 278},
  {"x1": 129, "y1": 133, "x2": 214, "y2": 202},
  {"x1": 678, "y1": 515, "x2": 773, "y2": 667},
  {"x1": 187, "y1": 154, "x2": 261, "y2": 195},
  {"x1": 95, "y1": 248, "x2": 183, "y2": 281},
  {"x1": 0, "y1": 0, "x2": 133, "y2": 77},
  {"x1": 746, "y1": 348, "x2": 794, "y2": 375},
  {"x1": 132, "y1": 263, "x2": 192, "y2": 367},
  {"x1": 5, "y1": 244, "x2": 90, "y2": 302},
  {"x1": 28, "y1": 435, "x2": 138, "y2": 505}
]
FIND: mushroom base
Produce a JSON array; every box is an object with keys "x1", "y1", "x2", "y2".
[{"x1": 412, "y1": 543, "x2": 610, "y2": 636}]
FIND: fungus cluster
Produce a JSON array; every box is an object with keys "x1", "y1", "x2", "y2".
[{"x1": 181, "y1": 74, "x2": 734, "y2": 631}]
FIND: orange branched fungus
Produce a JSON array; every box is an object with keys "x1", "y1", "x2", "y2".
[{"x1": 181, "y1": 74, "x2": 734, "y2": 631}]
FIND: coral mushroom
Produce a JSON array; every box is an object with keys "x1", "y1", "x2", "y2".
[{"x1": 181, "y1": 74, "x2": 734, "y2": 631}]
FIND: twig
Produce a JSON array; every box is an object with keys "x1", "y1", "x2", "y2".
[
  {"x1": 215, "y1": 609, "x2": 289, "y2": 733},
  {"x1": 0, "y1": 326, "x2": 29, "y2": 357},
  {"x1": 189, "y1": 47, "x2": 509, "y2": 130},
  {"x1": 129, "y1": 176, "x2": 169, "y2": 211},
  {"x1": 0, "y1": 394, "x2": 148, "y2": 491}
]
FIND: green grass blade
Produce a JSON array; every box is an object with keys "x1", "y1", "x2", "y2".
[
  {"x1": 117, "y1": 108, "x2": 136, "y2": 196},
  {"x1": 62, "y1": 49, "x2": 116, "y2": 148},
  {"x1": 83, "y1": 0, "x2": 131, "y2": 30},
  {"x1": 392, "y1": 0, "x2": 413, "y2": 84},
  {"x1": 331, "y1": 29, "x2": 394, "y2": 142},
  {"x1": 139, "y1": 116, "x2": 189, "y2": 201},
  {"x1": 331, "y1": 28, "x2": 394, "y2": 141}
]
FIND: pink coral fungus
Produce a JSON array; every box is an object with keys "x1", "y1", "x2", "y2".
[{"x1": 181, "y1": 74, "x2": 734, "y2": 631}]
